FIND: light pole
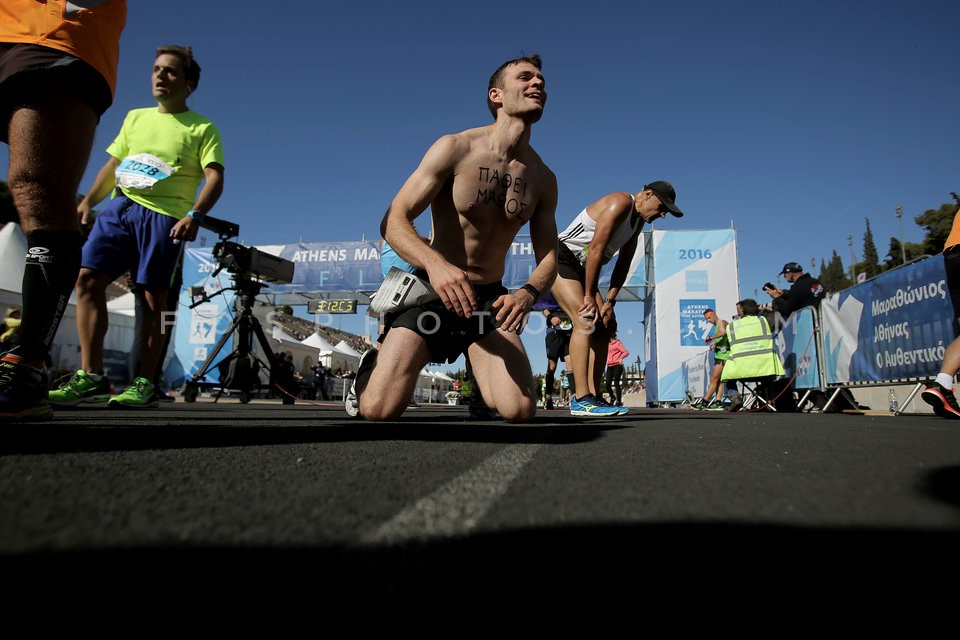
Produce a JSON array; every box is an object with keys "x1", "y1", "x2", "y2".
[
  {"x1": 848, "y1": 235, "x2": 856, "y2": 281},
  {"x1": 895, "y1": 205, "x2": 905, "y2": 264}
]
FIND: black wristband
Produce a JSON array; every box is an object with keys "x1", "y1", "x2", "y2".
[
  {"x1": 520, "y1": 283, "x2": 540, "y2": 302},
  {"x1": 607, "y1": 298, "x2": 617, "y2": 306}
]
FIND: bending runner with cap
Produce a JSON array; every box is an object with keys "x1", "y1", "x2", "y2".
[{"x1": 551, "y1": 181, "x2": 685, "y2": 417}]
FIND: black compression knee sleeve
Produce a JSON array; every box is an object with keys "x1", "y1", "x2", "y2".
[{"x1": 18, "y1": 230, "x2": 83, "y2": 362}]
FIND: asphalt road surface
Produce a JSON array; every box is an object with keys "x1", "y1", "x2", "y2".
[{"x1": 2, "y1": 399, "x2": 958, "y2": 635}]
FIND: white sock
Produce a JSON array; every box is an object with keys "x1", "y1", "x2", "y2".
[
  {"x1": 936, "y1": 373, "x2": 954, "y2": 390},
  {"x1": 86, "y1": 372, "x2": 103, "y2": 382}
]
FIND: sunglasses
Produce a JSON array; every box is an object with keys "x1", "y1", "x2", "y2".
[{"x1": 650, "y1": 189, "x2": 672, "y2": 215}]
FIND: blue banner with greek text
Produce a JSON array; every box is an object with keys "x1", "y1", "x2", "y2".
[
  {"x1": 775, "y1": 306, "x2": 820, "y2": 389},
  {"x1": 819, "y1": 255, "x2": 953, "y2": 383}
]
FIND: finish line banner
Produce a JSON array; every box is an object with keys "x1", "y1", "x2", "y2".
[
  {"x1": 183, "y1": 235, "x2": 636, "y2": 296},
  {"x1": 819, "y1": 254, "x2": 954, "y2": 383}
]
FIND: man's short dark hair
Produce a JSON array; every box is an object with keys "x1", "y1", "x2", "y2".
[
  {"x1": 487, "y1": 54, "x2": 542, "y2": 119},
  {"x1": 156, "y1": 45, "x2": 201, "y2": 90},
  {"x1": 737, "y1": 299, "x2": 760, "y2": 316}
]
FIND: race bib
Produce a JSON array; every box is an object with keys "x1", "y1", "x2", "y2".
[
  {"x1": 576, "y1": 245, "x2": 614, "y2": 265},
  {"x1": 115, "y1": 153, "x2": 175, "y2": 190}
]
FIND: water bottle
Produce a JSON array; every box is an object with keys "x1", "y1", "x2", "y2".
[{"x1": 888, "y1": 388, "x2": 899, "y2": 414}]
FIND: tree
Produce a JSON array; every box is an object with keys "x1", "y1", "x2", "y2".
[
  {"x1": 883, "y1": 237, "x2": 925, "y2": 270},
  {"x1": 813, "y1": 194, "x2": 957, "y2": 291},
  {"x1": 861, "y1": 218, "x2": 880, "y2": 279},
  {"x1": 820, "y1": 250, "x2": 852, "y2": 293},
  {"x1": 915, "y1": 199, "x2": 960, "y2": 255}
]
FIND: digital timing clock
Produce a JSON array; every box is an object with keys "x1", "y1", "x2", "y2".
[{"x1": 307, "y1": 299, "x2": 358, "y2": 314}]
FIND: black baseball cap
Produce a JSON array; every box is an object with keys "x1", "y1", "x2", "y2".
[
  {"x1": 644, "y1": 181, "x2": 683, "y2": 217},
  {"x1": 779, "y1": 262, "x2": 804, "y2": 275}
]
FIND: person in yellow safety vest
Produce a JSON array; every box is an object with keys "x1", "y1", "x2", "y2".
[{"x1": 721, "y1": 298, "x2": 784, "y2": 412}]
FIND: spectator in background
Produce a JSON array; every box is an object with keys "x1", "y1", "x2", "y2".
[
  {"x1": 766, "y1": 261, "x2": 826, "y2": 411},
  {"x1": 694, "y1": 308, "x2": 731, "y2": 411},
  {"x1": 0, "y1": 0, "x2": 126, "y2": 421},
  {"x1": 542, "y1": 303, "x2": 573, "y2": 410},
  {"x1": 272, "y1": 351, "x2": 296, "y2": 405},
  {"x1": 766, "y1": 261, "x2": 824, "y2": 319},
  {"x1": 721, "y1": 298, "x2": 785, "y2": 412},
  {"x1": 1, "y1": 307, "x2": 22, "y2": 354},
  {"x1": 921, "y1": 207, "x2": 960, "y2": 419},
  {"x1": 604, "y1": 331, "x2": 629, "y2": 407},
  {"x1": 311, "y1": 361, "x2": 329, "y2": 401},
  {"x1": 559, "y1": 366, "x2": 571, "y2": 406}
]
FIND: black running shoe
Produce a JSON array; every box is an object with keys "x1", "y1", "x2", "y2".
[
  {"x1": 0, "y1": 356, "x2": 52, "y2": 421},
  {"x1": 921, "y1": 382, "x2": 960, "y2": 419},
  {"x1": 469, "y1": 392, "x2": 499, "y2": 420}
]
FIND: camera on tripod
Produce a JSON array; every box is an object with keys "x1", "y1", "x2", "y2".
[
  {"x1": 202, "y1": 215, "x2": 295, "y2": 285},
  {"x1": 213, "y1": 241, "x2": 295, "y2": 284},
  {"x1": 181, "y1": 215, "x2": 297, "y2": 404}
]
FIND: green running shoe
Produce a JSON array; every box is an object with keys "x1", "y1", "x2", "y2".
[
  {"x1": 108, "y1": 377, "x2": 158, "y2": 409},
  {"x1": 48, "y1": 370, "x2": 111, "y2": 407}
]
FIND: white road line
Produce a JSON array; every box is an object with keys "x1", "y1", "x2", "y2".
[{"x1": 361, "y1": 443, "x2": 542, "y2": 545}]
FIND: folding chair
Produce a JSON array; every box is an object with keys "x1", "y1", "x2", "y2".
[{"x1": 732, "y1": 376, "x2": 777, "y2": 412}]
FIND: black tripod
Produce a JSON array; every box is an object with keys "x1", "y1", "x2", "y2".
[{"x1": 182, "y1": 274, "x2": 278, "y2": 404}]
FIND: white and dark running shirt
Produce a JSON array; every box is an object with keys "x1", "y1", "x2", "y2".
[{"x1": 558, "y1": 193, "x2": 642, "y2": 265}]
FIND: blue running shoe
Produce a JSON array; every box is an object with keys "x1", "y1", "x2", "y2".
[
  {"x1": 570, "y1": 394, "x2": 620, "y2": 417},
  {"x1": 595, "y1": 396, "x2": 629, "y2": 415}
]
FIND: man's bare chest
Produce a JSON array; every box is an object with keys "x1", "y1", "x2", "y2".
[{"x1": 452, "y1": 162, "x2": 537, "y2": 223}]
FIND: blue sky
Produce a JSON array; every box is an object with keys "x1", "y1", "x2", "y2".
[{"x1": 5, "y1": 0, "x2": 958, "y2": 377}]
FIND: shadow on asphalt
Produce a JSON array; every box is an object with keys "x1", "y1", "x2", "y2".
[
  {"x1": 0, "y1": 411, "x2": 709, "y2": 454},
  {"x1": 4, "y1": 520, "x2": 955, "y2": 633}
]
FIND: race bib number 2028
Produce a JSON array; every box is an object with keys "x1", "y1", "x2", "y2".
[{"x1": 115, "y1": 153, "x2": 175, "y2": 190}]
